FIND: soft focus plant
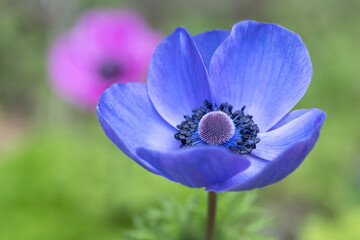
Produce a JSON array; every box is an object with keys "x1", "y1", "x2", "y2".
[{"x1": 48, "y1": 9, "x2": 161, "y2": 110}]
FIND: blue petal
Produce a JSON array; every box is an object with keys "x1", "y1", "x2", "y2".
[
  {"x1": 254, "y1": 109, "x2": 326, "y2": 160},
  {"x1": 97, "y1": 82, "x2": 179, "y2": 174},
  {"x1": 209, "y1": 20, "x2": 313, "y2": 132},
  {"x1": 268, "y1": 108, "x2": 311, "y2": 131},
  {"x1": 148, "y1": 27, "x2": 211, "y2": 127},
  {"x1": 206, "y1": 108, "x2": 325, "y2": 192},
  {"x1": 136, "y1": 147, "x2": 250, "y2": 188},
  {"x1": 193, "y1": 30, "x2": 230, "y2": 70}
]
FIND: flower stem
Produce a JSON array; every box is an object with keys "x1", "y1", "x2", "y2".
[{"x1": 205, "y1": 191, "x2": 217, "y2": 240}]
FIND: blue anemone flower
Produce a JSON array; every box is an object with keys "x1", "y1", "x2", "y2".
[{"x1": 97, "y1": 20, "x2": 326, "y2": 192}]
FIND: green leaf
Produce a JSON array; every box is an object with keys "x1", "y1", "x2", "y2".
[{"x1": 124, "y1": 191, "x2": 276, "y2": 240}]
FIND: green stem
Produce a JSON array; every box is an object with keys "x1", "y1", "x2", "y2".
[{"x1": 205, "y1": 191, "x2": 217, "y2": 240}]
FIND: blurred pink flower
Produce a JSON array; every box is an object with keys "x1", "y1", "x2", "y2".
[{"x1": 48, "y1": 9, "x2": 161, "y2": 109}]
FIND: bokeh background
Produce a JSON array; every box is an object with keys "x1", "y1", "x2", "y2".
[{"x1": 1, "y1": 0, "x2": 360, "y2": 239}]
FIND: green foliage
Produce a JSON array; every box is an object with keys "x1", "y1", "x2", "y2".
[
  {"x1": 299, "y1": 207, "x2": 360, "y2": 240},
  {"x1": 0, "y1": 126, "x2": 194, "y2": 240},
  {"x1": 0, "y1": 1, "x2": 45, "y2": 113},
  {"x1": 124, "y1": 191, "x2": 275, "y2": 240}
]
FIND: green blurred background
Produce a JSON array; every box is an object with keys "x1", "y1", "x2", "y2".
[{"x1": 0, "y1": 0, "x2": 360, "y2": 239}]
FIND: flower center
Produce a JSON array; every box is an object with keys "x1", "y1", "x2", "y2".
[
  {"x1": 99, "y1": 60, "x2": 123, "y2": 80},
  {"x1": 174, "y1": 100, "x2": 260, "y2": 154},
  {"x1": 198, "y1": 111, "x2": 235, "y2": 145}
]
